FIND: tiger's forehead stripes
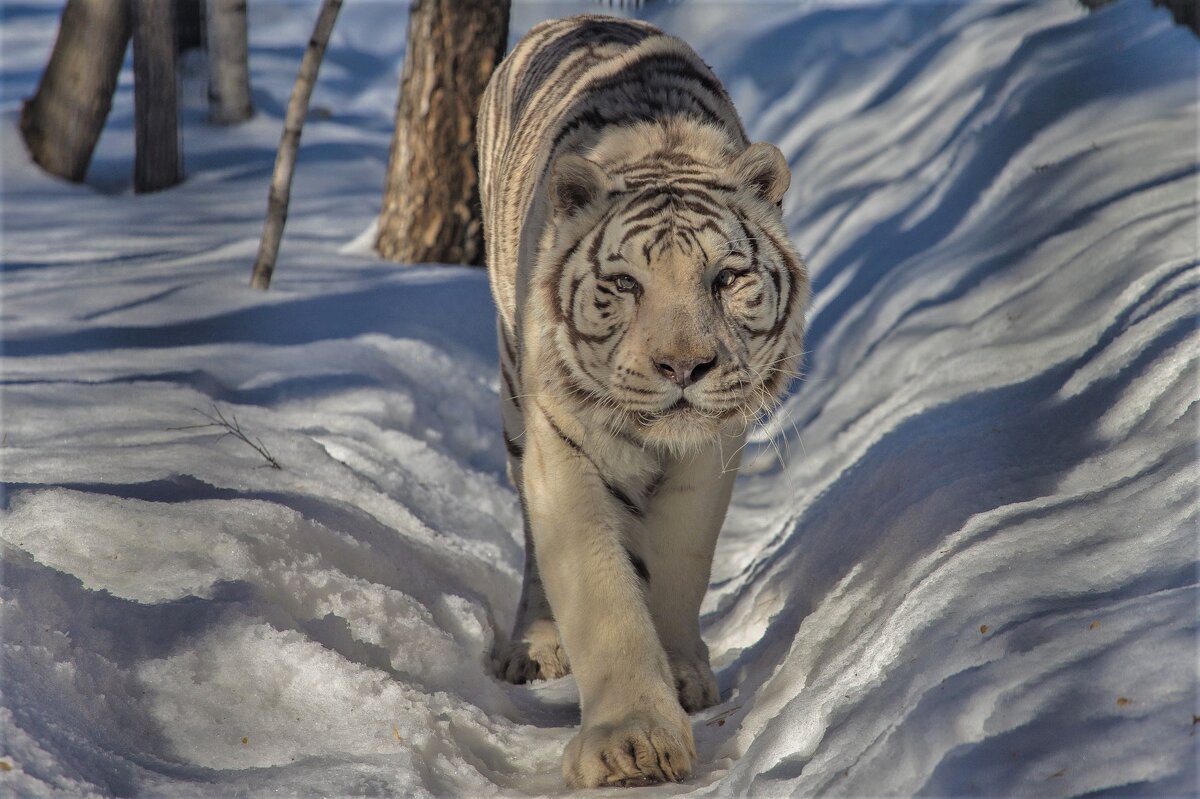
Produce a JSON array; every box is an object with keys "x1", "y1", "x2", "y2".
[
  {"x1": 607, "y1": 183, "x2": 730, "y2": 265},
  {"x1": 614, "y1": 150, "x2": 725, "y2": 170}
]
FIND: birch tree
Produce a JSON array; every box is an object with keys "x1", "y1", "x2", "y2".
[{"x1": 249, "y1": 0, "x2": 343, "y2": 290}]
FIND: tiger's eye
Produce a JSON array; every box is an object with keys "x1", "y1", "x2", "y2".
[
  {"x1": 715, "y1": 268, "x2": 739, "y2": 289},
  {"x1": 613, "y1": 274, "x2": 639, "y2": 293}
]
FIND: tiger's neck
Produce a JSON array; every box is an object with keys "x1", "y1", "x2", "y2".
[{"x1": 529, "y1": 349, "x2": 666, "y2": 487}]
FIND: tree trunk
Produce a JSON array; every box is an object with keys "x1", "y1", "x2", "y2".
[
  {"x1": 207, "y1": 0, "x2": 253, "y2": 123},
  {"x1": 132, "y1": 0, "x2": 182, "y2": 193},
  {"x1": 18, "y1": 0, "x2": 131, "y2": 183},
  {"x1": 249, "y1": 0, "x2": 343, "y2": 290},
  {"x1": 375, "y1": 0, "x2": 510, "y2": 266}
]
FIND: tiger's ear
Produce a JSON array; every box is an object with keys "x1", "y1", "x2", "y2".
[
  {"x1": 729, "y1": 142, "x2": 791, "y2": 206},
  {"x1": 549, "y1": 153, "x2": 609, "y2": 217}
]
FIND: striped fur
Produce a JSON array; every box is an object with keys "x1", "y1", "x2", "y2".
[{"x1": 478, "y1": 16, "x2": 808, "y2": 789}]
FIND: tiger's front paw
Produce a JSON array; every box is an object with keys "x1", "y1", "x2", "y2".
[
  {"x1": 492, "y1": 619, "x2": 570, "y2": 684},
  {"x1": 563, "y1": 709, "x2": 695, "y2": 788},
  {"x1": 668, "y1": 647, "x2": 720, "y2": 712}
]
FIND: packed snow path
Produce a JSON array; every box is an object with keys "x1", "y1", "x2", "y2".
[{"x1": 2, "y1": 1, "x2": 1196, "y2": 795}]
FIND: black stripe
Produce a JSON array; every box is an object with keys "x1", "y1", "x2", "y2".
[
  {"x1": 641, "y1": 227, "x2": 670, "y2": 261},
  {"x1": 512, "y1": 19, "x2": 655, "y2": 123},
  {"x1": 696, "y1": 219, "x2": 724, "y2": 240},
  {"x1": 500, "y1": 327, "x2": 519, "y2": 366},
  {"x1": 624, "y1": 196, "x2": 674, "y2": 225},
  {"x1": 501, "y1": 362, "x2": 521, "y2": 410},
  {"x1": 561, "y1": 369, "x2": 611, "y2": 408},
  {"x1": 732, "y1": 209, "x2": 792, "y2": 339},
  {"x1": 548, "y1": 234, "x2": 586, "y2": 324},
  {"x1": 626, "y1": 548, "x2": 650, "y2": 583},
  {"x1": 620, "y1": 173, "x2": 733, "y2": 192},
  {"x1": 576, "y1": 327, "x2": 618, "y2": 345},
  {"x1": 675, "y1": 194, "x2": 723, "y2": 218},
  {"x1": 539, "y1": 403, "x2": 644, "y2": 519},
  {"x1": 566, "y1": 214, "x2": 622, "y2": 346},
  {"x1": 504, "y1": 434, "x2": 524, "y2": 459},
  {"x1": 754, "y1": 222, "x2": 804, "y2": 337},
  {"x1": 602, "y1": 325, "x2": 629, "y2": 365},
  {"x1": 736, "y1": 215, "x2": 759, "y2": 261},
  {"x1": 547, "y1": 59, "x2": 732, "y2": 155},
  {"x1": 645, "y1": 470, "x2": 666, "y2": 498},
  {"x1": 587, "y1": 211, "x2": 609, "y2": 274},
  {"x1": 680, "y1": 227, "x2": 711, "y2": 262},
  {"x1": 766, "y1": 262, "x2": 782, "y2": 306},
  {"x1": 543, "y1": 410, "x2": 586, "y2": 457},
  {"x1": 620, "y1": 222, "x2": 655, "y2": 244},
  {"x1": 606, "y1": 482, "x2": 642, "y2": 517}
]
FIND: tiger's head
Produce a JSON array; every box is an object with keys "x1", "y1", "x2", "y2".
[{"x1": 536, "y1": 122, "x2": 809, "y2": 454}]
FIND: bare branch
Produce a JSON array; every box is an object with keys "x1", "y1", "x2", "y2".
[{"x1": 174, "y1": 403, "x2": 282, "y2": 469}]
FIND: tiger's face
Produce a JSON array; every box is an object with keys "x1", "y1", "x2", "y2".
[{"x1": 539, "y1": 131, "x2": 809, "y2": 453}]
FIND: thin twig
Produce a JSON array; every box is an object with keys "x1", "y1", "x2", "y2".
[
  {"x1": 174, "y1": 403, "x2": 282, "y2": 469},
  {"x1": 704, "y1": 704, "x2": 743, "y2": 727}
]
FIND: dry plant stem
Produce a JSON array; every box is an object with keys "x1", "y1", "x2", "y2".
[
  {"x1": 177, "y1": 405, "x2": 282, "y2": 469},
  {"x1": 249, "y1": 0, "x2": 343, "y2": 290}
]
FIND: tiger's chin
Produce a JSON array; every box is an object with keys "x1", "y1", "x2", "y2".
[{"x1": 627, "y1": 401, "x2": 744, "y2": 456}]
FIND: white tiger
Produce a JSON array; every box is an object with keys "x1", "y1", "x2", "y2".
[{"x1": 477, "y1": 15, "x2": 809, "y2": 788}]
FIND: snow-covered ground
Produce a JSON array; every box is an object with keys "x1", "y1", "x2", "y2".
[{"x1": 2, "y1": 0, "x2": 1197, "y2": 795}]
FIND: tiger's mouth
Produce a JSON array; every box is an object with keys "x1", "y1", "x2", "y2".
[
  {"x1": 641, "y1": 396, "x2": 692, "y2": 420},
  {"x1": 626, "y1": 395, "x2": 744, "y2": 451},
  {"x1": 636, "y1": 395, "x2": 741, "y2": 425}
]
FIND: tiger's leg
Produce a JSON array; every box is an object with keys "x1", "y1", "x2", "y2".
[
  {"x1": 524, "y1": 403, "x2": 694, "y2": 788},
  {"x1": 640, "y1": 429, "x2": 745, "y2": 712},
  {"x1": 493, "y1": 511, "x2": 571, "y2": 682},
  {"x1": 493, "y1": 357, "x2": 569, "y2": 683}
]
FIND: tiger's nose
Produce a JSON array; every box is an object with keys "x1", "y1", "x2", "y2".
[{"x1": 654, "y1": 354, "x2": 717, "y2": 388}]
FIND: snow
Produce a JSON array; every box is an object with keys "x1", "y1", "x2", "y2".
[{"x1": 1, "y1": 0, "x2": 1196, "y2": 795}]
